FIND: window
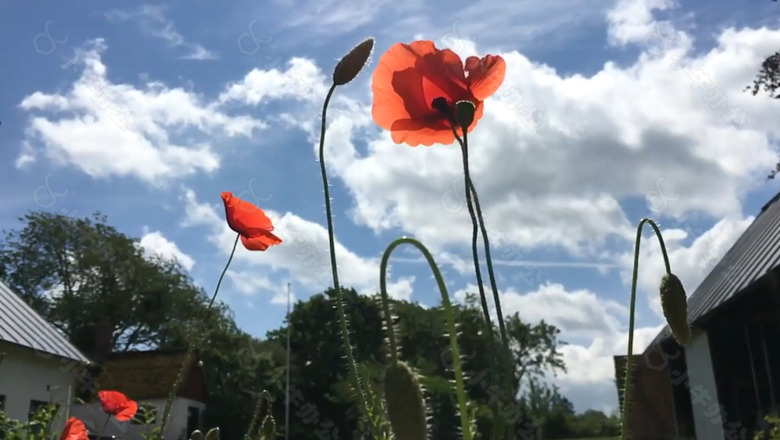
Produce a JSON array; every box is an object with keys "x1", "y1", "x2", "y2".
[
  {"x1": 0, "y1": 395, "x2": 6, "y2": 412},
  {"x1": 28, "y1": 400, "x2": 48, "y2": 419}
]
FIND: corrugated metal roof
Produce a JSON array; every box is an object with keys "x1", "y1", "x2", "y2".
[
  {"x1": 646, "y1": 192, "x2": 780, "y2": 351},
  {"x1": 0, "y1": 280, "x2": 90, "y2": 363}
]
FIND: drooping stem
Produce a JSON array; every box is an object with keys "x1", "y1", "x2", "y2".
[
  {"x1": 161, "y1": 233, "x2": 240, "y2": 436},
  {"x1": 621, "y1": 218, "x2": 671, "y2": 440},
  {"x1": 380, "y1": 237, "x2": 472, "y2": 440},
  {"x1": 461, "y1": 130, "x2": 508, "y2": 351},
  {"x1": 317, "y1": 82, "x2": 370, "y2": 421}
]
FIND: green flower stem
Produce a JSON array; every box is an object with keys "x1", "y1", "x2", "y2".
[
  {"x1": 161, "y1": 233, "x2": 240, "y2": 437},
  {"x1": 244, "y1": 391, "x2": 273, "y2": 440},
  {"x1": 379, "y1": 237, "x2": 472, "y2": 440},
  {"x1": 450, "y1": 125, "x2": 508, "y2": 440},
  {"x1": 621, "y1": 218, "x2": 671, "y2": 440},
  {"x1": 448, "y1": 125, "x2": 493, "y2": 341},
  {"x1": 461, "y1": 130, "x2": 508, "y2": 351},
  {"x1": 318, "y1": 82, "x2": 370, "y2": 422}
]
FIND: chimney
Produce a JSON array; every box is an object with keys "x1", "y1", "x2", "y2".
[{"x1": 93, "y1": 321, "x2": 113, "y2": 362}]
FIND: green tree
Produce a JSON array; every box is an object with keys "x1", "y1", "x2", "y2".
[
  {"x1": 0, "y1": 211, "x2": 212, "y2": 353},
  {"x1": 0, "y1": 211, "x2": 284, "y2": 440}
]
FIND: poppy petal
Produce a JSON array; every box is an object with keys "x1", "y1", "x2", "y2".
[
  {"x1": 61, "y1": 417, "x2": 88, "y2": 440},
  {"x1": 114, "y1": 400, "x2": 138, "y2": 422},
  {"x1": 221, "y1": 192, "x2": 274, "y2": 236},
  {"x1": 241, "y1": 231, "x2": 283, "y2": 251},
  {"x1": 372, "y1": 41, "x2": 469, "y2": 131},
  {"x1": 465, "y1": 55, "x2": 506, "y2": 101}
]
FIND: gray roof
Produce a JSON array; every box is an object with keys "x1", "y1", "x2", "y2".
[
  {"x1": 646, "y1": 192, "x2": 780, "y2": 351},
  {"x1": 0, "y1": 280, "x2": 90, "y2": 363}
]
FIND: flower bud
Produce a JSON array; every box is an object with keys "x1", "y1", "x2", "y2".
[
  {"x1": 333, "y1": 37, "x2": 374, "y2": 86},
  {"x1": 660, "y1": 273, "x2": 690, "y2": 345},
  {"x1": 384, "y1": 361, "x2": 427, "y2": 440}
]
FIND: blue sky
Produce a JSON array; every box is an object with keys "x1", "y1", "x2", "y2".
[{"x1": 2, "y1": 0, "x2": 780, "y2": 413}]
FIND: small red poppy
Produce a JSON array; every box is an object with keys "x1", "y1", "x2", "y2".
[
  {"x1": 98, "y1": 390, "x2": 138, "y2": 421},
  {"x1": 371, "y1": 40, "x2": 506, "y2": 146},
  {"x1": 221, "y1": 192, "x2": 282, "y2": 251},
  {"x1": 61, "y1": 417, "x2": 88, "y2": 440}
]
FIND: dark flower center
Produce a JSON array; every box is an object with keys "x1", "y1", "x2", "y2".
[{"x1": 431, "y1": 97, "x2": 450, "y2": 115}]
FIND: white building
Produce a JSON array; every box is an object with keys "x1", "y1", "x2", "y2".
[
  {"x1": 0, "y1": 280, "x2": 90, "y2": 434},
  {"x1": 0, "y1": 280, "x2": 209, "y2": 440},
  {"x1": 69, "y1": 349, "x2": 209, "y2": 440}
]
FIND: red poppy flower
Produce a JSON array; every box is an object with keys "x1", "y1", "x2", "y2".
[
  {"x1": 98, "y1": 390, "x2": 138, "y2": 421},
  {"x1": 61, "y1": 417, "x2": 88, "y2": 440},
  {"x1": 221, "y1": 192, "x2": 282, "y2": 251},
  {"x1": 371, "y1": 40, "x2": 506, "y2": 146}
]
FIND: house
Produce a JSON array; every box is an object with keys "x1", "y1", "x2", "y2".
[
  {"x1": 70, "y1": 349, "x2": 209, "y2": 440},
  {"x1": 614, "y1": 191, "x2": 780, "y2": 439},
  {"x1": 0, "y1": 280, "x2": 91, "y2": 434}
]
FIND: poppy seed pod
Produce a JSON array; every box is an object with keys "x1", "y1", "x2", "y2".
[
  {"x1": 384, "y1": 361, "x2": 428, "y2": 440},
  {"x1": 660, "y1": 273, "x2": 690, "y2": 345},
  {"x1": 333, "y1": 37, "x2": 374, "y2": 86},
  {"x1": 455, "y1": 100, "x2": 476, "y2": 130}
]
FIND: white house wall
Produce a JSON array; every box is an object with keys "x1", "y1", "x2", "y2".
[
  {"x1": 0, "y1": 342, "x2": 82, "y2": 435},
  {"x1": 686, "y1": 328, "x2": 725, "y2": 440}
]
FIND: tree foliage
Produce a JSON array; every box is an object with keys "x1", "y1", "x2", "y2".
[{"x1": 1, "y1": 210, "x2": 617, "y2": 440}]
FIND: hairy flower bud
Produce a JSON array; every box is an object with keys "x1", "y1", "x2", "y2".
[
  {"x1": 333, "y1": 37, "x2": 374, "y2": 86},
  {"x1": 660, "y1": 273, "x2": 690, "y2": 345},
  {"x1": 384, "y1": 361, "x2": 427, "y2": 440}
]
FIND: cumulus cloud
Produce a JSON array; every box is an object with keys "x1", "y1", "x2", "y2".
[
  {"x1": 18, "y1": 39, "x2": 262, "y2": 185},
  {"x1": 138, "y1": 227, "x2": 196, "y2": 271},
  {"x1": 294, "y1": 11, "x2": 780, "y2": 260}
]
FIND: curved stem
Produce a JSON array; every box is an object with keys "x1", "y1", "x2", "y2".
[
  {"x1": 378, "y1": 255, "x2": 399, "y2": 363},
  {"x1": 621, "y1": 218, "x2": 671, "y2": 440},
  {"x1": 461, "y1": 131, "x2": 509, "y2": 351},
  {"x1": 161, "y1": 233, "x2": 240, "y2": 436},
  {"x1": 318, "y1": 82, "x2": 370, "y2": 420},
  {"x1": 380, "y1": 237, "x2": 472, "y2": 440}
]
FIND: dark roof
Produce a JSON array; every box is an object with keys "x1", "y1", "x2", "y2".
[
  {"x1": 646, "y1": 191, "x2": 780, "y2": 351},
  {"x1": 96, "y1": 349, "x2": 207, "y2": 402},
  {"x1": 0, "y1": 280, "x2": 90, "y2": 363}
]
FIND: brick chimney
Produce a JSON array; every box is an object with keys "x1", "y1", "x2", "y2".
[{"x1": 92, "y1": 321, "x2": 113, "y2": 362}]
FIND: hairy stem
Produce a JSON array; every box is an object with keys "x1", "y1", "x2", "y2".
[
  {"x1": 449, "y1": 125, "x2": 493, "y2": 341},
  {"x1": 380, "y1": 237, "x2": 472, "y2": 440},
  {"x1": 461, "y1": 130, "x2": 508, "y2": 351},
  {"x1": 621, "y1": 218, "x2": 671, "y2": 440},
  {"x1": 318, "y1": 82, "x2": 370, "y2": 424},
  {"x1": 161, "y1": 233, "x2": 240, "y2": 436}
]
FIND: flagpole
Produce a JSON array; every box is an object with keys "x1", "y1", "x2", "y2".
[{"x1": 285, "y1": 282, "x2": 291, "y2": 440}]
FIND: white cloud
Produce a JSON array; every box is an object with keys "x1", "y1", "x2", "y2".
[
  {"x1": 104, "y1": 5, "x2": 217, "y2": 60},
  {"x1": 452, "y1": 280, "x2": 662, "y2": 412},
  {"x1": 606, "y1": 0, "x2": 679, "y2": 46},
  {"x1": 287, "y1": 10, "x2": 780, "y2": 260},
  {"x1": 138, "y1": 227, "x2": 196, "y2": 271},
  {"x1": 18, "y1": 39, "x2": 262, "y2": 185},
  {"x1": 179, "y1": 188, "x2": 413, "y2": 302}
]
